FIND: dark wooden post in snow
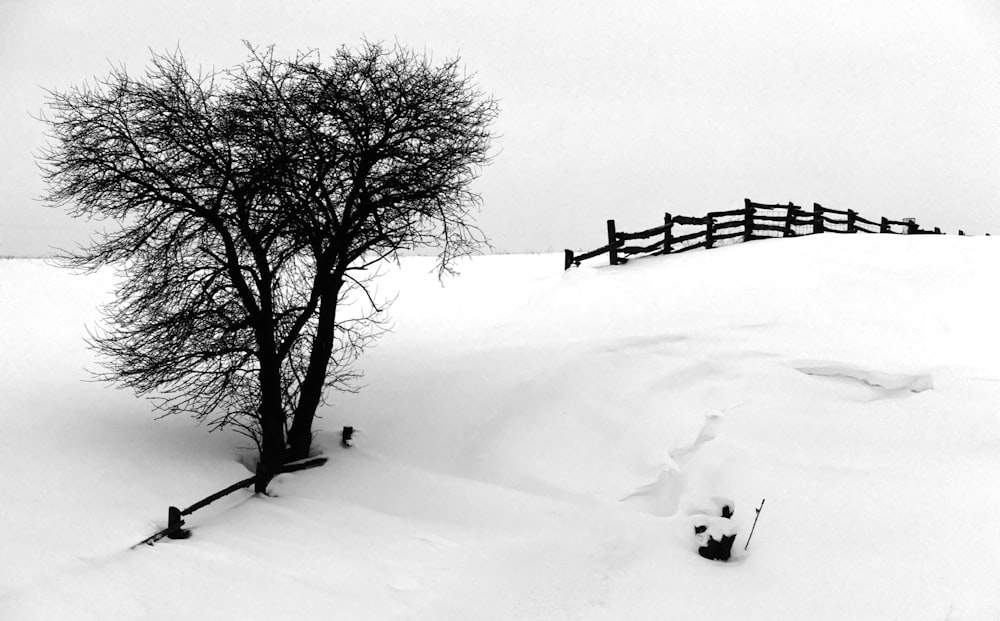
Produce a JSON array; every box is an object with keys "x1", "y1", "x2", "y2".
[
  {"x1": 847, "y1": 209, "x2": 857, "y2": 233},
  {"x1": 607, "y1": 219, "x2": 619, "y2": 266},
  {"x1": 341, "y1": 426, "x2": 355, "y2": 448},
  {"x1": 662, "y1": 213, "x2": 674, "y2": 255},
  {"x1": 166, "y1": 506, "x2": 189, "y2": 539},
  {"x1": 783, "y1": 203, "x2": 798, "y2": 237},
  {"x1": 743, "y1": 199, "x2": 755, "y2": 242},
  {"x1": 813, "y1": 204, "x2": 824, "y2": 234},
  {"x1": 705, "y1": 217, "x2": 715, "y2": 249},
  {"x1": 564, "y1": 249, "x2": 574, "y2": 270},
  {"x1": 880, "y1": 217, "x2": 890, "y2": 233}
]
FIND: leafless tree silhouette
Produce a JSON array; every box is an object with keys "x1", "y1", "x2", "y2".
[{"x1": 39, "y1": 41, "x2": 498, "y2": 486}]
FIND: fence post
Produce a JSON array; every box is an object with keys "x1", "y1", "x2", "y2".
[
  {"x1": 607, "y1": 219, "x2": 619, "y2": 266},
  {"x1": 705, "y1": 217, "x2": 715, "y2": 249},
  {"x1": 847, "y1": 209, "x2": 857, "y2": 233},
  {"x1": 743, "y1": 199, "x2": 755, "y2": 242},
  {"x1": 813, "y1": 203, "x2": 824, "y2": 234},
  {"x1": 783, "y1": 203, "x2": 798, "y2": 237},
  {"x1": 166, "y1": 506, "x2": 189, "y2": 539},
  {"x1": 880, "y1": 217, "x2": 890, "y2": 233},
  {"x1": 564, "y1": 249, "x2": 575, "y2": 270},
  {"x1": 662, "y1": 213, "x2": 673, "y2": 255}
]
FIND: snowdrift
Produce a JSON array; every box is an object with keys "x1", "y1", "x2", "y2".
[{"x1": 2, "y1": 234, "x2": 999, "y2": 620}]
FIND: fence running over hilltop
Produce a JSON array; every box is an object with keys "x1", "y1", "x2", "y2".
[{"x1": 565, "y1": 199, "x2": 973, "y2": 270}]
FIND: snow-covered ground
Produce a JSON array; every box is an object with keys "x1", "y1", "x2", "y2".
[{"x1": 2, "y1": 234, "x2": 999, "y2": 620}]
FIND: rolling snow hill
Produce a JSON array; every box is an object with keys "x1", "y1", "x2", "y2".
[{"x1": 2, "y1": 233, "x2": 999, "y2": 620}]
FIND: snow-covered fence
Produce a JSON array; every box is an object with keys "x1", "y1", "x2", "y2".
[
  {"x1": 131, "y1": 456, "x2": 328, "y2": 548},
  {"x1": 564, "y1": 199, "x2": 964, "y2": 269}
]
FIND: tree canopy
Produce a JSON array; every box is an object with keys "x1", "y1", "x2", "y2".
[{"x1": 40, "y1": 42, "x2": 498, "y2": 484}]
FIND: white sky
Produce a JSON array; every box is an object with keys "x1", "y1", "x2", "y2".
[{"x1": 3, "y1": 0, "x2": 1000, "y2": 255}]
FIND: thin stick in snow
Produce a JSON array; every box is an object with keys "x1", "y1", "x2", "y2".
[{"x1": 744, "y1": 498, "x2": 765, "y2": 551}]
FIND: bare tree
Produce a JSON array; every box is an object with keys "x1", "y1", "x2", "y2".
[{"x1": 39, "y1": 42, "x2": 498, "y2": 487}]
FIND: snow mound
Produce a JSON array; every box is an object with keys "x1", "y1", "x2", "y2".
[{"x1": 795, "y1": 362, "x2": 933, "y2": 398}]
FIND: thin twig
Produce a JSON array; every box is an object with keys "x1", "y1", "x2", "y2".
[{"x1": 744, "y1": 498, "x2": 765, "y2": 551}]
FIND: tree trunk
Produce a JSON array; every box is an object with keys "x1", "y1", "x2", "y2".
[
  {"x1": 256, "y1": 397, "x2": 286, "y2": 493},
  {"x1": 286, "y1": 276, "x2": 344, "y2": 461},
  {"x1": 256, "y1": 331, "x2": 287, "y2": 493}
]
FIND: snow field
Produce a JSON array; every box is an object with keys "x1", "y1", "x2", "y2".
[{"x1": 2, "y1": 233, "x2": 999, "y2": 619}]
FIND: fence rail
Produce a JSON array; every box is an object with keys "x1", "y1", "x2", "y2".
[
  {"x1": 131, "y1": 455, "x2": 328, "y2": 548},
  {"x1": 564, "y1": 199, "x2": 973, "y2": 269}
]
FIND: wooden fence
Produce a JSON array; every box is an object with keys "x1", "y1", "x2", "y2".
[
  {"x1": 131, "y1": 455, "x2": 328, "y2": 548},
  {"x1": 564, "y1": 199, "x2": 971, "y2": 270}
]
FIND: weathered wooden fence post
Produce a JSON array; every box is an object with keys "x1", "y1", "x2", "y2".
[
  {"x1": 564, "y1": 249, "x2": 575, "y2": 270},
  {"x1": 783, "y1": 203, "x2": 798, "y2": 237},
  {"x1": 743, "y1": 199, "x2": 755, "y2": 242},
  {"x1": 341, "y1": 426, "x2": 356, "y2": 448},
  {"x1": 880, "y1": 217, "x2": 890, "y2": 233},
  {"x1": 607, "y1": 219, "x2": 619, "y2": 266},
  {"x1": 168, "y1": 506, "x2": 182, "y2": 529},
  {"x1": 166, "y1": 506, "x2": 189, "y2": 539},
  {"x1": 662, "y1": 213, "x2": 674, "y2": 255},
  {"x1": 705, "y1": 217, "x2": 715, "y2": 249},
  {"x1": 847, "y1": 209, "x2": 857, "y2": 233},
  {"x1": 813, "y1": 203, "x2": 824, "y2": 234}
]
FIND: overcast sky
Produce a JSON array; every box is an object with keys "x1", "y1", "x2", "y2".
[{"x1": 3, "y1": 0, "x2": 1000, "y2": 256}]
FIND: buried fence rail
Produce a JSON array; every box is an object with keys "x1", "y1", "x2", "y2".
[
  {"x1": 564, "y1": 198, "x2": 976, "y2": 269},
  {"x1": 131, "y1": 455, "x2": 328, "y2": 549}
]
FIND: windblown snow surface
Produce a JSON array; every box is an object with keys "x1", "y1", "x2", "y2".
[{"x1": 2, "y1": 234, "x2": 999, "y2": 620}]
